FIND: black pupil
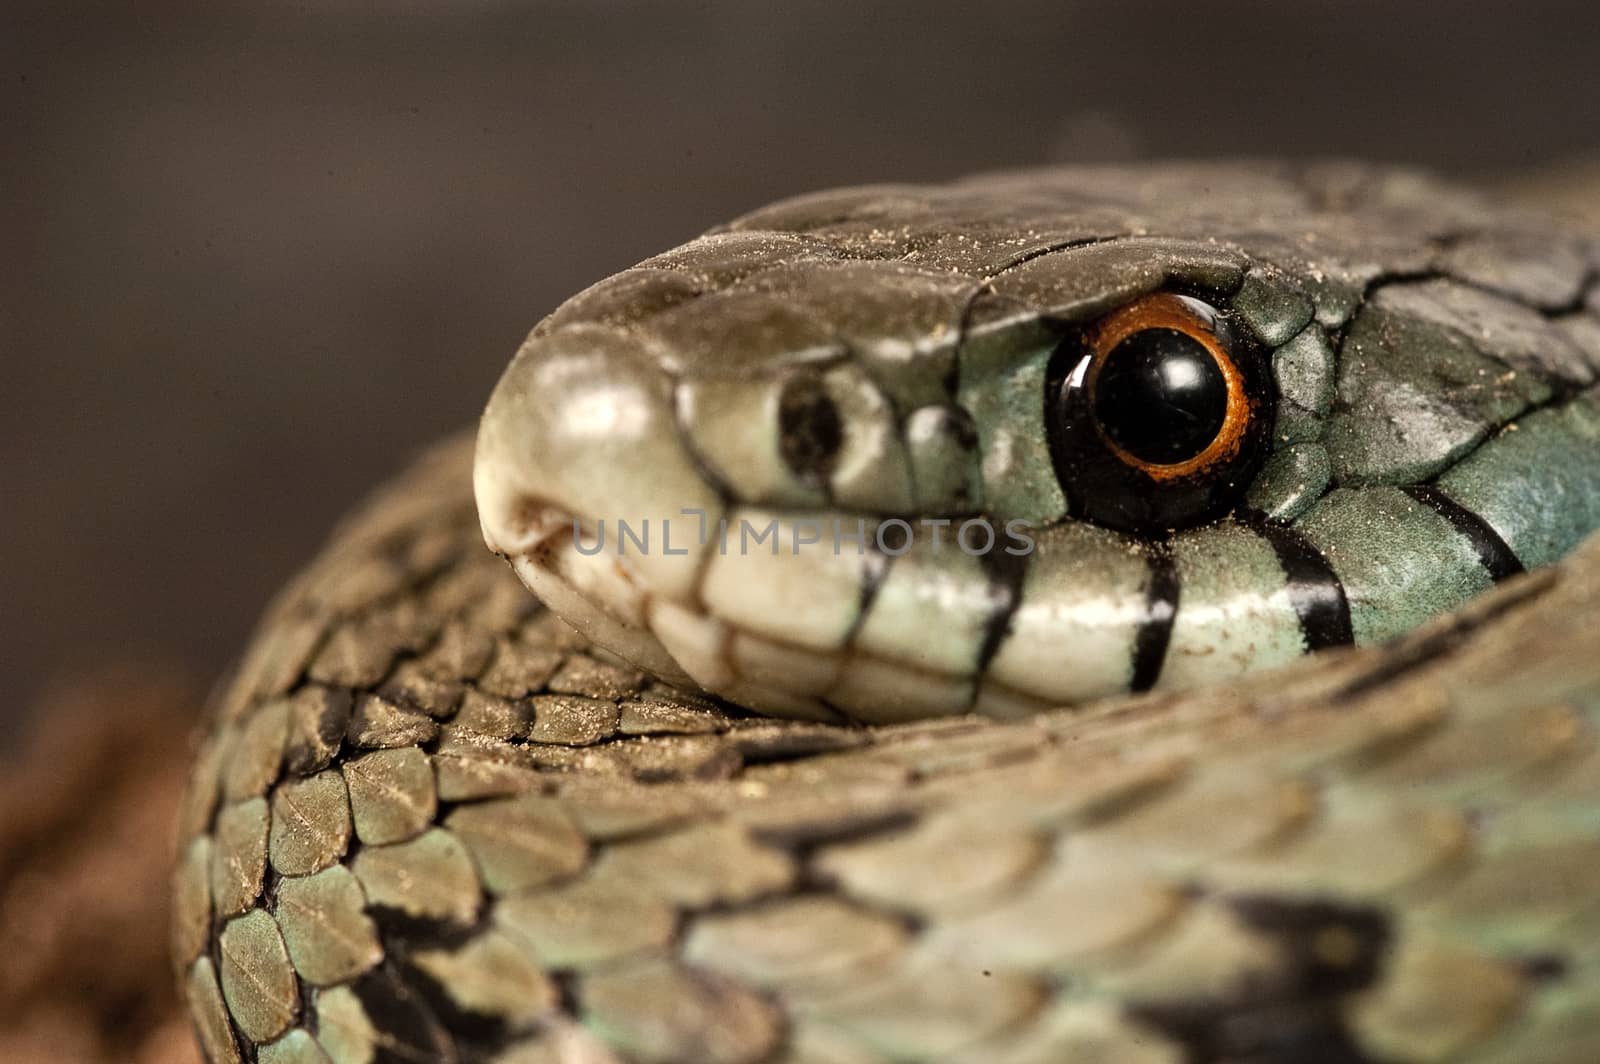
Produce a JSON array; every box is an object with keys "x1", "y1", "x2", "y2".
[{"x1": 1093, "y1": 327, "x2": 1228, "y2": 465}]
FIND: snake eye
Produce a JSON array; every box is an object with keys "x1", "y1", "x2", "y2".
[{"x1": 1046, "y1": 292, "x2": 1272, "y2": 534}]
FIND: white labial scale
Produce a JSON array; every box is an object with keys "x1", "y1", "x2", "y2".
[
  {"x1": 510, "y1": 554, "x2": 694, "y2": 690},
  {"x1": 732, "y1": 631, "x2": 844, "y2": 696},
  {"x1": 823, "y1": 536, "x2": 997, "y2": 721},
  {"x1": 1157, "y1": 522, "x2": 1307, "y2": 691},
  {"x1": 829, "y1": 657, "x2": 975, "y2": 723},
  {"x1": 969, "y1": 681, "x2": 1054, "y2": 721},
  {"x1": 542, "y1": 527, "x2": 653, "y2": 628},
  {"x1": 701, "y1": 508, "x2": 875, "y2": 652},
  {"x1": 853, "y1": 534, "x2": 995, "y2": 675},
  {"x1": 656, "y1": 607, "x2": 845, "y2": 721},
  {"x1": 985, "y1": 522, "x2": 1148, "y2": 704},
  {"x1": 716, "y1": 674, "x2": 844, "y2": 723},
  {"x1": 648, "y1": 598, "x2": 732, "y2": 690}
]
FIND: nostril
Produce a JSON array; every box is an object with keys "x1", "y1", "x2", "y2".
[
  {"x1": 777, "y1": 374, "x2": 844, "y2": 487},
  {"x1": 488, "y1": 495, "x2": 572, "y2": 555}
]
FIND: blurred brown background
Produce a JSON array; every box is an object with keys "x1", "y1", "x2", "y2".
[{"x1": 6, "y1": 1, "x2": 1600, "y2": 731}]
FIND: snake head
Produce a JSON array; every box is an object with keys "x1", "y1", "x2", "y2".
[{"x1": 477, "y1": 164, "x2": 1600, "y2": 723}]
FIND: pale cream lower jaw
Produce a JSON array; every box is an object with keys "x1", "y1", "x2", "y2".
[
  {"x1": 510, "y1": 545, "x2": 845, "y2": 721},
  {"x1": 507, "y1": 549, "x2": 697, "y2": 691},
  {"x1": 509, "y1": 534, "x2": 1059, "y2": 726}
]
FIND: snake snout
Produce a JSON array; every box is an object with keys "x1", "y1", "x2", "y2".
[
  {"x1": 476, "y1": 323, "x2": 720, "y2": 592},
  {"x1": 475, "y1": 324, "x2": 724, "y2": 689},
  {"x1": 474, "y1": 317, "x2": 1051, "y2": 722}
]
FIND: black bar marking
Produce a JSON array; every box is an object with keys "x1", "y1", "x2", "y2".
[
  {"x1": 843, "y1": 544, "x2": 893, "y2": 645},
  {"x1": 974, "y1": 543, "x2": 1029, "y2": 674},
  {"x1": 1241, "y1": 513, "x2": 1355, "y2": 650},
  {"x1": 1402, "y1": 483, "x2": 1525, "y2": 582},
  {"x1": 1131, "y1": 542, "x2": 1179, "y2": 693},
  {"x1": 1128, "y1": 892, "x2": 1394, "y2": 1064}
]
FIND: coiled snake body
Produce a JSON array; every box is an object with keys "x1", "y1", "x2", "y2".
[{"x1": 178, "y1": 163, "x2": 1600, "y2": 1063}]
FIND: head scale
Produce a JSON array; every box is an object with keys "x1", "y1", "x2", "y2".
[{"x1": 477, "y1": 163, "x2": 1600, "y2": 723}]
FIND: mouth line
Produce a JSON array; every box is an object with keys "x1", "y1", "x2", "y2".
[
  {"x1": 501, "y1": 516, "x2": 1052, "y2": 725},
  {"x1": 480, "y1": 495, "x2": 579, "y2": 557}
]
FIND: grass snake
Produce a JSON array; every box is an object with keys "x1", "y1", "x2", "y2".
[{"x1": 176, "y1": 162, "x2": 1600, "y2": 1064}]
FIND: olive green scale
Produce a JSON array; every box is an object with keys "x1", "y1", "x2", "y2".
[
  {"x1": 177, "y1": 164, "x2": 1600, "y2": 1064},
  {"x1": 176, "y1": 438, "x2": 1600, "y2": 1063}
]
